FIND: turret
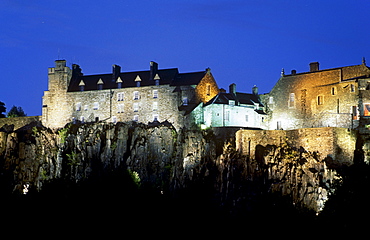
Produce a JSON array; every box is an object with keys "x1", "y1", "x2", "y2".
[{"x1": 47, "y1": 60, "x2": 72, "y2": 92}]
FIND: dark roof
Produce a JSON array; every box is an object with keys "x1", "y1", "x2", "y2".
[
  {"x1": 67, "y1": 68, "x2": 207, "y2": 92},
  {"x1": 204, "y1": 92, "x2": 264, "y2": 107}
]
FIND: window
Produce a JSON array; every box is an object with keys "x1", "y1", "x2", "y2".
[
  {"x1": 183, "y1": 97, "x2": 188, "y2": 106},
  {"x1": 153, "y1": 90, "x2": 158, "y2": 99},
  {"x1": 136, "y1": 81, "x2": 140, "y2": 87},
  {"x1": 364, "y1": 103, "x2": 370, "y2": 116},
  {"x1": 153, "y1": 114, "x2": 159, "y2": 122},
  {"x1": 84, "y1": 105, "x2": 88, "y2": 111},
  {"x1": 133, "y1": 91, "x2": 140, "y2": 100},
  {"x1": 117, "y1": 104, "x2": 124, "y2": 113},
  {"x1": 317, "y1": 96, "x2": 324, "y2": 105},
  {"x1": 80, "y1": 116, "x2": 85, "y2": 123},
  {"x1": 76, "y1": 102, "x2": 81, "y2": 111},
  {"x1": 153, "y1": 102, "x2": 158, "y2": 111},
  {"x1": 133, "y1": 102, "x2": 139, "y2": 112},
  {"x1": 229, "y1": 100, "x2": 235, "y2": 106},
  {"x1": 269, "y1": 96, "x2": 274, "y2": 104},
  {"x1": 93, "y1": 102, "x2": 99, "y2": 110},
  {"x1": 350, "y1": 84, "x2": 355, "y2": 92},
  {"x1": 225, "y1": 110, "x2": 230, "y2": 121},
  {"x1": 331, "y1": 87, "x2": 337, "y2": 95},
  {"x1": 206, "y1": 84, "x2": 211, "y2": 96},
  {"x1": 133, "y1": 115, "x2": 139, "y2": 122},
  {"x1": 117, "y1": 82, "x2": 122, "y2": 89},
  {"x1": 117, "y1": 92, "x2": 124, "y2": 101},
  {"x1": 352, "y1": 106, "x2": 358, "y2": 120},
  {"x1": 112, "y1": 116, "x2": 117, "y2": 123},
  {"x1": 245, "y1": 115, "x2": 249, "y2": 122},
  {"x1": 288, "y1": 93, "x2": 295, "y2": 108}
]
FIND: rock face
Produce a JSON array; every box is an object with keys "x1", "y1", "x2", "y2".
[{"x1": 0, "y1": 121, "x2": 355, "y2": 213}]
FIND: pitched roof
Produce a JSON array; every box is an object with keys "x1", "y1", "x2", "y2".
[
  {"x1": 67, "y1": 68, "x2": 207, "y2": 92},
  {"x1": 204, "y1": 92, "x2": 264, "y2": 107}
]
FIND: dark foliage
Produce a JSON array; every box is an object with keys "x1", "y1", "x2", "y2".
[{"x1": 0, "y1": 101, "x2": 5, "y2": 118}]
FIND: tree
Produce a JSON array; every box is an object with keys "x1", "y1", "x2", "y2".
[
  {"x1": 7, "y1": 105, "x2": 27, "y2": 118},
  {"x1": 0, "y1": 101, "x2": 5, "y2": 118}
]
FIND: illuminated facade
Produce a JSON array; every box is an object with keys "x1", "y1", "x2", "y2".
[
  {"x1": 42, "y1": 60, "x2": 220, "y2": 130},
  {"x1": 193, "y1": 83, "x2": 266, "y2": 128},
  {"x1": 264, "y1": 60, "x2": 370, "y2": 131}
]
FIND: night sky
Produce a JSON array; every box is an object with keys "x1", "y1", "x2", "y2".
[{"x1": 1, "y1": 0, "x2": 369, "y2": 116}]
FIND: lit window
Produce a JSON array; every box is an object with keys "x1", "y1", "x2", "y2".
[
  {"x1": 80, "y1": 116, "x2": 85, "y2": 123},
  {"x1": 317, "y1": 96, "x2": 324, "y2": 105},
  {"x1": 134, "y1": 91, "x2": 140, "y2": 100},
  {"x1": 84, "y1": 105, "x2": 88, "y2": 111},
  {"x1": 112, "y1": 116, "x2": 117, "y2": 123},
  {"x1": 289, "y1": 93, "x2": 295, "y2": 108},
  {"x1": 117, "y1": 104, "x2": 124, "y2": 113},
  {"x1": 183, "y1": 97, "x2": 188, "y2": 106},
  {"x1": 269, "y1": 96, "x2": 274, "y2": 104},
  {"x1": 352, "y1": 106, "x2": 358, "y2": 120},
  {"x1": 364, "y1": 103, "x2": 370, "y2": 116},
  {"x1": 133, "y1": 115, "x2": 139, "y2": 122},
  {"x1": 93, "y1": 102, "x2": 99, "y2": 110},
  {"x1": 117, "y1": 92, "x2": 124, "y2": 101},
  {"x1": 153, "y1": 102, "x2": 158, "y2": 111},
  {"x1": 229, "y1": 100, "x2": 235, "y2": 106},
  {"x1": 153, "y1": 90, "x2": 158, "y2": 99},
  {"x1": 76, "y1": 102, "x2": 81, "y2": 111},
  {"x1": 133, "y1": 102, "x2": 139, "y2": 112}
]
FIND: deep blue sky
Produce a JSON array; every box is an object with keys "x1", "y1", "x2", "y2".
[{"x1": 1, "y1": 0, "x2": 369, "y2": 116}]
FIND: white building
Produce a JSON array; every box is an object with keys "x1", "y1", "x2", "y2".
[{"x1": 193, "y1": 84, "x2": 266, "y2": 129}]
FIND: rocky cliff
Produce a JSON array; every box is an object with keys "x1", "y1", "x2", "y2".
[{"x1": 0, "y1": 121, "x2": 354, "y2": 217}]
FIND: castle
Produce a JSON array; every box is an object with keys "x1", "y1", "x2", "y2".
[
  {"x1": 41, "y1": 59, "x2": 370, "y2": 133},
  {"x1": 263, "y1": 59, "x2": 370, "y2": 132},
  {"x1": 42, "y1": 60, "x2": 267, "y2": 130}
]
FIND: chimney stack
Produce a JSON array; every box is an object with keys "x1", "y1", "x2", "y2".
[
  {"x1": 309, "y1": 62, "x2": 319, "y2": 72},
  {"x1": 291, "y1": 69, "x2": 296, "y2": 75},
  {"x1": 229, "y1": 83, "x2": 236, "y2": 95},
  {"x1": 252, "y1": 85, "x2": 258, "y2": 95},
  {"x1": 112, "y1": 64, "x2": 121, "y2": 81},
  {"x1": 150, "y1": 61, "x2": 158, "y2": 81}
]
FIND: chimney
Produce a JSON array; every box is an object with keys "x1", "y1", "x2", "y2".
[
  {"x1": 309, "y1": 62, "x2": 319, "y2": 72},
  {"x1": 112, "y1": 64, "x2": 121, "y2": 81},
  {"x1": 229, "y1": 83, "x2": 236, "y2": 95},
  {"x1": 150, "y1": 61, "x2": 158, "y2": 81},
  {"x1": 291, "y1": 69, "x2": 296, "y2": 75},
  {"x1": 72, "y1": 64, "x2": 83, "y2": 77},
  {"x1": 252, "y1": 85, "x2": 258, "y2": 95}
]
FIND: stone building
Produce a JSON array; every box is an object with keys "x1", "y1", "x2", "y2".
[
  {"x1": 42, "y1": 60, "x2": 220, "y2": 129},
  {"x1": 264, "y1": 60, "x2": 370, "y2": 130},
  {"x1": 192, "y1": 83, "x2": 266, "y2": 128}
]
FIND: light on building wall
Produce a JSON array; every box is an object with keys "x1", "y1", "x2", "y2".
[{"x1": 200, "y1": 124, "x2": 207, "y2": 130}]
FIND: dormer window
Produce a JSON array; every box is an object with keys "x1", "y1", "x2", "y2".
[
  {"x1": 79, "y1": 80, "x2": 85, "y2": 91},
  {"x1": 135, "y1": 75, "x2": 141, "y2": 87},
  {"x1": 154, "y1": 73, "x2": 160, "y2": 86},
  {"x1": 116, "y1": 77, "x2": 123, "y2": 89},
  {"x1": 229, "y1": 100, "x2": 235, "y2": 106},
  {"x1": 97, "y1": 78, "x2": 104, "y2": 90}
]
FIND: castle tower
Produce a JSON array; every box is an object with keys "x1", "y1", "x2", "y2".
[{"x1": 42, "y1": 60, "x2": 73, "y2": 128}]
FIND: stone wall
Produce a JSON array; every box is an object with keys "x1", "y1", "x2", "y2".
[
  {"x1": 236, "y1": 127, "x2": 356, "y2": 167},
  {"x1": 265, "y1": 64, "x2": 370, "y2": 130},
  {"x1": 0, "y1": 116, "x2": 41, "y2": 130}
]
